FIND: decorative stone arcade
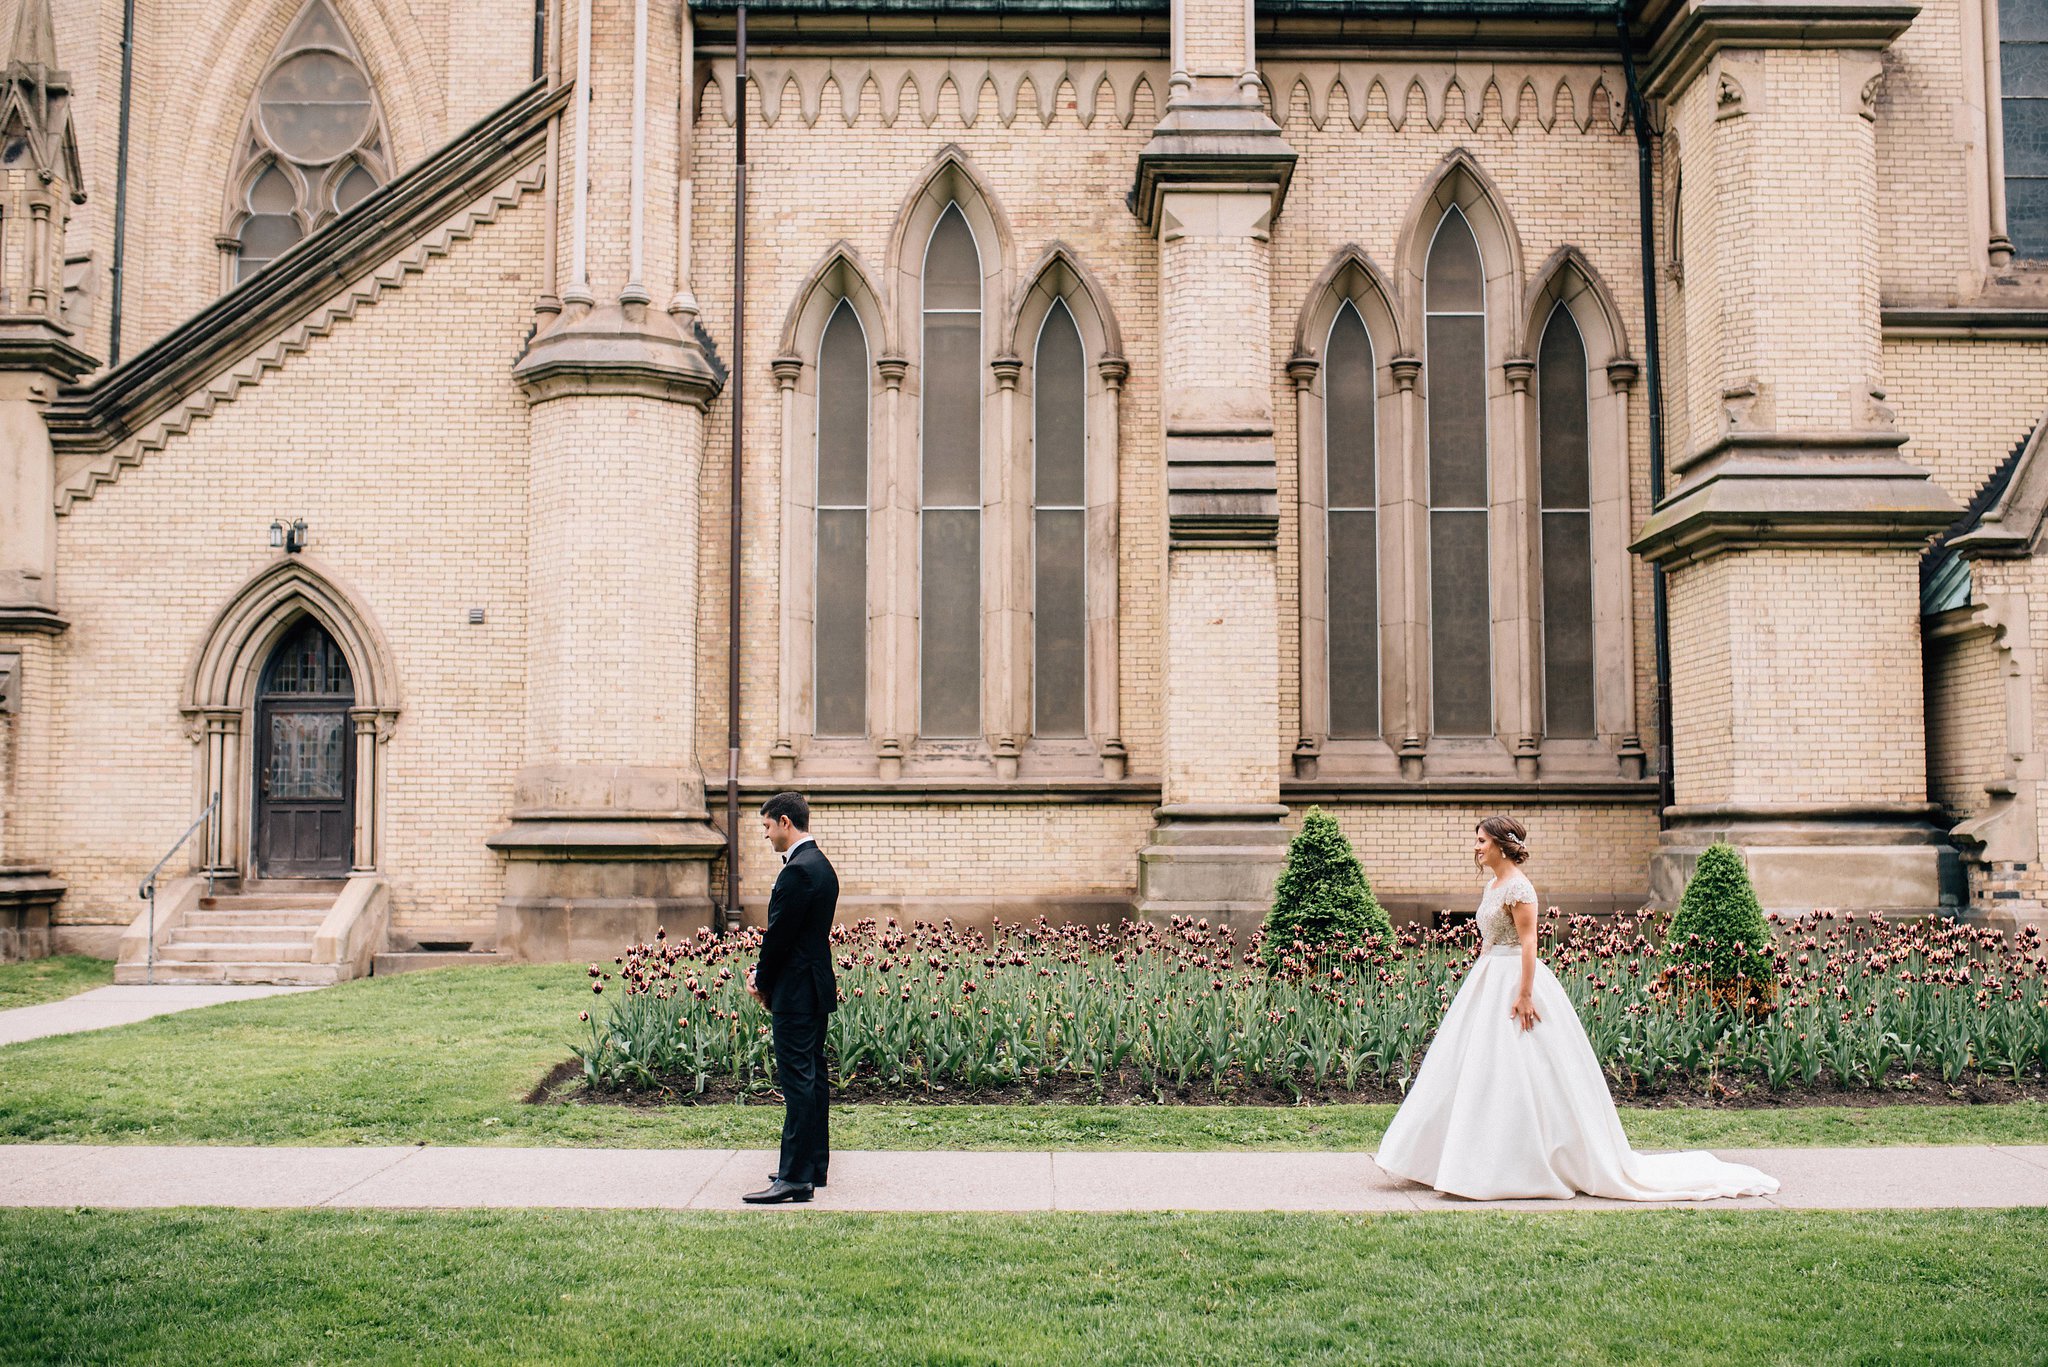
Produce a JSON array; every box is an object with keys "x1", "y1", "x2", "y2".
[{"x1": 1133, "y1": 0, "x2": 1298, "y2": 930}]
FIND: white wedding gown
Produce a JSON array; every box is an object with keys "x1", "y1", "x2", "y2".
[{"x1": 1375, "y1": 870, "x2": 1779, "y2": 1202}]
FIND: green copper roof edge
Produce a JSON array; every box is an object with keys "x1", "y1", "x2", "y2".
[{"x1": 690, "y1": 0, "x2": 1619, "y2": 14}]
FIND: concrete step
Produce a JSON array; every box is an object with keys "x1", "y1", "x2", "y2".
[
  {"x1": 198, "y1": 894, "x2": 335, "y2": 912},
  {"x1": 172, "y1": 925, "x2": 318, "y2": 947},
  {"x1": 159, "y1": 941, "x2": 315, "y2": 964},
  {"x1": 372, "y1": 950, "x2": 505, "y2": 976},
  {"x1": 234, "y1": 879, "x2": 348, "y2": 896},
  {"x1": 184, "y1": 909, "x2": 328, "y2": 928},
  {"x1": 116, "y1": 960, "x2": 343, "y2": 986}
]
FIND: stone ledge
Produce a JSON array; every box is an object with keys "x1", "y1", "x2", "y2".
[
  {"x1": 1632, "y1": 438, "x2": 1958, "y2": 568},
  {"x1": 736, "y1": 777, "x2": 1163, "y2": 804},
  {"x1": 1283, "y1": 777, "x2": 1663, "y2": 804},
  {"x1": 1644, "y1": 0, "x2": 1920, "y2": 101}
]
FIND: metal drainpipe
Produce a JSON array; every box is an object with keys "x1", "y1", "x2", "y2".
[
  {"x1": 725, "y1": 4, "x2": 747, "y2": 932},
  {"x1": 108, "y1": 0, "x2": 137, "y2": 367},
  {"x1": 1617, "y1": 6, "x2": 1675, "y2": 827}
]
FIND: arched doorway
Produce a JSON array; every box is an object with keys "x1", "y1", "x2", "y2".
[{"x1": 254, "y1": 617, "x2": 356, "y2": 877}]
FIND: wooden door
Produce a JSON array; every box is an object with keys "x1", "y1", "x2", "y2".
[{"x1": 254, "y1": 619, "x2": 355, "y2": 877}]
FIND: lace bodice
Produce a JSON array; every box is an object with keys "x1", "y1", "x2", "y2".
[{"x1": 1476, "y1": 870, "x2": 1537, "y2": 950}]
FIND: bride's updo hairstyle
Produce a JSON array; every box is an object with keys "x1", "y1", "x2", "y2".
[{"x1": 1477, "y1": 815, "x2": 1531, "y2": 865}]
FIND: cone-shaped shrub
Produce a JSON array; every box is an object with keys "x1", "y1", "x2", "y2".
[
  {"x1": 1668, "y1": 841, "x2": 1773, "y2": 990},
  {"x1": 1260, "y1": 807, "x2": 1393, "y2": 967}
]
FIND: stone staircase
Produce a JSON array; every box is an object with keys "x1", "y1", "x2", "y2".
[{"x1": 118, "y1": 879, "x2": 357, "y2": 985}]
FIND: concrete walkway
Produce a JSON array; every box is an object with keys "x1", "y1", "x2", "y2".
[
  {"x1": 0, "y1": 984, "x2": 322, "y2": 1046},
  {"x1": 1, "y1": 1144, "x2": 2044, "y2": 1212}
]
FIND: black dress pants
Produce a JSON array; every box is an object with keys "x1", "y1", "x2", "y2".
[{"x1": 771, "y1": 1008, "x2": 830, "y2": 1186}]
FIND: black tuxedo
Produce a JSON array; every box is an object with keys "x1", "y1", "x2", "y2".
[{"x1": 756, "y1": 838, "x2": 838, "y2": 1186}]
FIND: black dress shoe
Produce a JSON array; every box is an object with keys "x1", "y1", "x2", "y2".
[
  {"x1": 769, "y1": 1173, "x2": 827, "y2": 1188},
  {"x1": 742, "y1": 1179, "x2": 814, "y2": 1204}
]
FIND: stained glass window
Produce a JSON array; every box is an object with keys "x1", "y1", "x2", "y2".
[
  {"x1": 230, "y1": 0, "x2": 388, "y2": 285},
  {"x1": 1325, "y1": 301, "x2": 1379, "y2": 738},
  {"x1": 920, "y1": 205, "x2": 982, "y2": 739},
  {"x1": 1034, "y1": 301, "x2": 1087, "y2": 738},
  {"x1": 1538, "y1": 306, "x2": 1595, "y2": 739},
  {"x1": 815, "y1": 300, "x2": 869, "y2": 737},
  {"x1": 1425, "y1": 209, "x2": 1491, "y2": 737}
]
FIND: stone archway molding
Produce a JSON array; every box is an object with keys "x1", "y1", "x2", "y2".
[{"x1": 181, "y1": 554, "x2": 401, "y2": 877}]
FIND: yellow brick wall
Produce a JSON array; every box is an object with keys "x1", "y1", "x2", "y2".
[
  {"x1": 1166, "y1": 549, "x2": 1281, "y2": 805},
  {"x1": 38, "y1": 185, "x2": 542, "y2": 934},
  {"x1": 1876, "y1": 0, "x2": 1982, "y2": 305},
  {"x1": 1319, "y1": 800, "x2": 1658, "y2": 910},
  {"x1": 1181, "y1": 0, "x2": 1246, "y2": 77},
  {"x1": 1888, "y1": 338, "x2": 2048, "y2": 501},
  {"x1": 1669, "y1": 548, "x2": 1928, "y2": 806},
  {"x1": 1924, "y1": 624, "x2": 2003, "y2": 821}
]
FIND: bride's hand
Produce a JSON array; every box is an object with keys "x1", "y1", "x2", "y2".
[{"x1": 1510, "y1": 995, "x2": 1541, "y2": 1032}]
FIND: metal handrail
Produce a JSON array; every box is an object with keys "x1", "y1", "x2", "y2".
[{"x1": 137, "y1": 791, "x2": 219, "y2": 986}]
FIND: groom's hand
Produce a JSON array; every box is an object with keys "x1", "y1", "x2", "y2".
[{"x1": 747, "y1": 966, "x2": 767, "y2": 1009}]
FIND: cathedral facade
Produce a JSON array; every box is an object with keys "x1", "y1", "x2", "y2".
[{"x1": 0, "y1": 0, "x2": 2042, "y2": 979}]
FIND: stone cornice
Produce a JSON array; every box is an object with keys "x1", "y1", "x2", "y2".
[
  {"x1": 0, "y1": 606, "x2": 68, "y2": 635},
  {"x1": 1632, "y1": 434, "x2": 1959, "y2": 568},
  {"x1": 512, "y1": 305, "x2": 724, "y2": 408},
  {"x1": 737, "y1": 776, "x2": 1164, "y2": 804},
  {"x1": 1644, "y1": 0, "x2": 1919, "y2": 101},
  {"x1": 1882, "y1": 307, "x2": 2048, "y2": 339},
  {"x1": 1131, "y1": 103, "x2": 1297, "y2": 234},
  {"x1": 45, "y1": 80, "x2": 570, "y2": 465}
]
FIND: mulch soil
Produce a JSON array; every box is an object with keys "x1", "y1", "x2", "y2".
[{"x1": 526, "y1": 1058, "x2": 2048, "y2": 1111}]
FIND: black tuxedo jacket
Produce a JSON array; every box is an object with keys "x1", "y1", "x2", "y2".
[{"x1": 755, "y1": 839, "x2": 839, "y2": 1016}]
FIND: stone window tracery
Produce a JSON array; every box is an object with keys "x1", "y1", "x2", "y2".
[
  {"x1": 1324, "y1": 301, "x2": 1379, "y2": 738},
  {"x1": 222, "y1": 0, "x2": 390, "y2": 285}
]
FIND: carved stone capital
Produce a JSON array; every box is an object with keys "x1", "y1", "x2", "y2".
[
  {"x1": 1286, "y1": 353, "x2": 1320, "y2": 391},
  {"x1": 770, "y1": 354, "x2": 804, "y2": 390},
  {"x1": 1390, "y1": 355, "x2": 1423, "y2": 392}
]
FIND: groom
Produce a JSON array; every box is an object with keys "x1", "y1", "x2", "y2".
[{"x1": 742, "y1": 791, "x2": 839, "y2": 1204}]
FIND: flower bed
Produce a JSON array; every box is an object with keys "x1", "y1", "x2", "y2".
[{"x1": 567, "y1": 913, "x2": 2048, "y2": 1102}]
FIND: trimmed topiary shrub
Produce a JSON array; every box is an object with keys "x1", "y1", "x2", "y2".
[
  {"x1": 1667, "y1": 842, "x2": 1776, "y2": 1012},
  {"x1": 1260, "y1": 807, "x2": 1393, "y2": 967}
]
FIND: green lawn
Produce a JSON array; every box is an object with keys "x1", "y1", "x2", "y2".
[
  {"x1": 1, "y1": 963, "x2": 2043, "y2": 1152},
  {"x1": 0, "y1": 954, "x2": 113, "y2": 1010},
  {"x1": 1, "y1": 1207, "x2": 2043, "y2": 1365}
]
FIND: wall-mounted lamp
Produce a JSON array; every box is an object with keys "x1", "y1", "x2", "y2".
[{"x1": 268, "y1": 518, "x2": 309, "y2": 554}]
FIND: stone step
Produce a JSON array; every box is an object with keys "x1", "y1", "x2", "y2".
[
  {"x1": 116, "y1": 960, "x2": 344, "y2": 986},
  {"x1": 233, "y1": 879, "x2": 348, "y2": 896},
  {"x1": 184, "y1": 908, "x2": 328, "y2": 928},
  {"x1": 199, "y1": 894, "x2": 335, "y2": 912},
  {"x1": 172, "y1": 925, "x2": 318, "y2": 947},
  {"x1": 372, "y1": 950, "x2": 505, "y2": 976},
  {"x1": 157, "y1": 941, "x2": 315, "y2": 964}
]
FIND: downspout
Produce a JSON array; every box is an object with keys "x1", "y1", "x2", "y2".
[
  {"x1": 107, "y1": 0, "x2": 136, "y2": 367},
  {"x1": 1617, "y1": 5, "x2": 1675, "y2": 827},
  {"x1": 724, "y1": 3, "x2": 747, "y2": 931}
]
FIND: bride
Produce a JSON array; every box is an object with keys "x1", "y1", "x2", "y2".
[{"x1": 1375, "y1": 815, "x2": 1779, "y2": 1202}]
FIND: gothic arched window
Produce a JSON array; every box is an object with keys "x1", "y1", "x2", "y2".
[
  {"x1": 1325, "y1": 301, "x2": 1379, "y2": 738},
  {"x1": 815, "y1": 299, "x2": 870, "y2": 737},
  {"x1": 225, "y1": 0, "x2": 390, "y2": 285},
  {"x1": 1537, "y1": 304, "x2": 1595, "y2": 739},
  {"x1": 1033, "y1": 299, "x2": 1087, "y2": 738},
  {"x1": 920, "y1": 204, "x2": 982, "y2": 739},
  {"x1": 1424, "y1": 208, "x2": 1491, "y2": 738}
]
